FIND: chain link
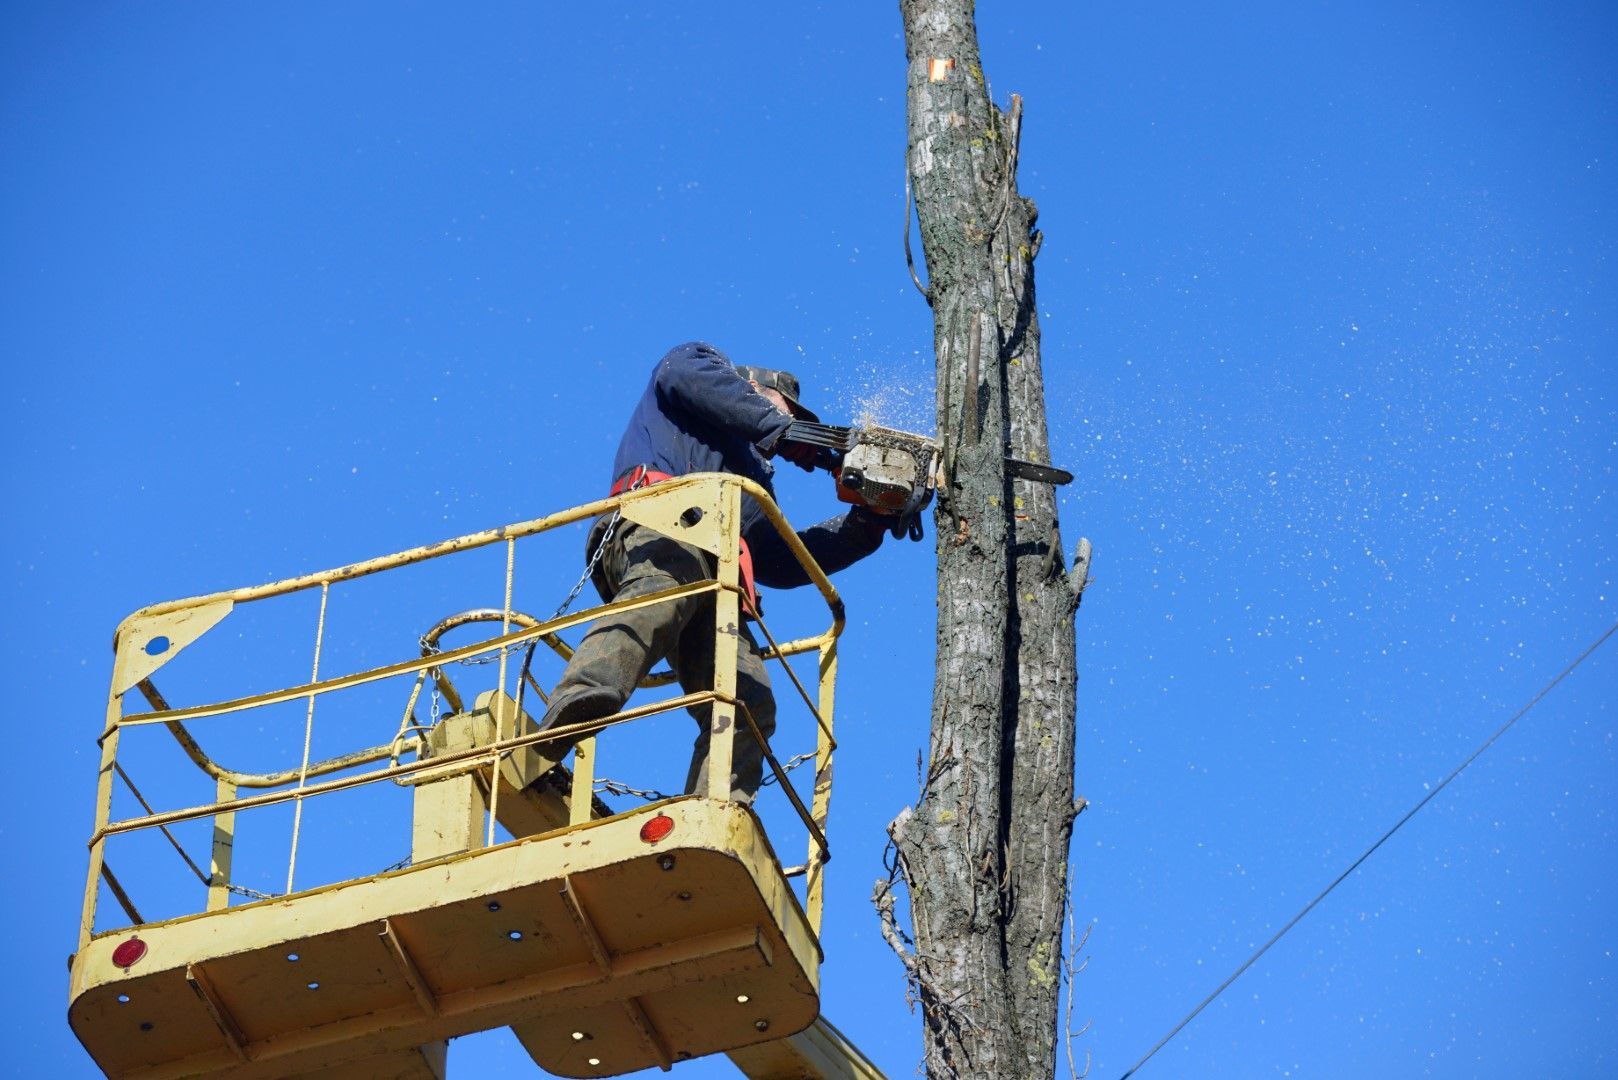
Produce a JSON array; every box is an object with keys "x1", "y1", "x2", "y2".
[
  {"x1": 420, "y1": 508, "x2": 623, "y2": 676},
  {"x1": 216, "y1": 761, "x2": 816, "y2": 902},
  {"x1": 594, "y1": 777, "x2": 673, "y2": 802},
  {"x1": 550, "y1": 508, "x2": 621, "y2": 623},
  {"x1": 223, "y1": 849, "x2": 413, "y2": 903},
  {"x1": 431, "y1": 637, "x2": 514, "y2": 668},
  {"x1": 761, "y1": 750, "x2": 817, "y2": 786},
  {"x1": 593, "y1": 749, "x2": 816, "y2": 803},
  {"x1": 225, "y1": 883, "x2": 281, "y2": 901}
]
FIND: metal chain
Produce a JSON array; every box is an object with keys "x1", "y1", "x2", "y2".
[
  {"x1": 550, "y1": 509, "x2": 621, "y2": 623},
  {"x1": 594, "y1": 778, "x2": 673, "y2": 802},
  {"x1": 424, "y1": 509, "x2": 624, "y2": 674},
  {"x1": 225, "y1": 883, "x2": 281, "y2": 901},
  {"x1": 431, "y1": 636, "x2": 512, "y2": 668},
  {"x1": 223, "y1": 849, "x2": 411, "y2": 903},
  {"x1": 593, "y1": 749, "x2": 817, "y2": 803},
  {"x1": 761, "y1": 750, "x2": 817, "y2": 786},
  {"x1": 415, "y1": 633, "x2": 448, "y2": 717}
]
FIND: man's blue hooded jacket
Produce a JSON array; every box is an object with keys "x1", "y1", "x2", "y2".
[{"x1": 609, "y1": 341, "x2": 882, "y2": 588}]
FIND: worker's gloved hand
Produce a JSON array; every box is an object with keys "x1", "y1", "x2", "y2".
[
  {"x1": 778, "y1": 440, "x2": 824, "y2": 473},
  {"x1": 762, "y1": 421, "x2": 836, "y2": 473},
  {"x1": 847, "y1": 506, "x2": 891, "y2": 543},
  {"x1": 759, "y1": 418, "x2": 825, "y2": 471},
  {"x1": 778, "y1": 421, "x2": 851, "y2": 472}
]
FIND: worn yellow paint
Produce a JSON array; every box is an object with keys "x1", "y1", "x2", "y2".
[
  {"x1": 206, "y1": 777, "x2": 235, "y2": 914},
  {"x1": 73, "y1": 474, "x2": 873, "y2": 1077},
  {"x1": 806, "y1": 638, "x2": 838, "y2": 938},
  {"x1": 71, "y1": 801, "x2": 823, "y2": 1078},
  {"x1": 617, "y1": 479, "x2": 726, "y2": 556},
  {"x1": 727, "y1": 1016, "x2": 886, "y2": 1079},
  {"x1": 111, "y1": 599, "x2": 233, "y2": 695},
  {"x1": 411, "y1": 713, "x2": 489, "y2": 863},
  {"x1": 707, "y1": 481, "x2": 743, "y2": 802},
  {"x1": 404, "y1": 731, "x2": 488, "y2": 1080},
  {"x1": 568, "y1": 736, "x2": 596, "y2": 827}
]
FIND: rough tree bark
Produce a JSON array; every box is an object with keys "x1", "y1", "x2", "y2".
[{"x1": 877, "y1": 2, "x2": 1091, "y2": 1077}]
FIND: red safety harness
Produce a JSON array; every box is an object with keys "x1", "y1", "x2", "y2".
[{"x1": 610, "y1": 466, "x2": 760, "y2": 616}]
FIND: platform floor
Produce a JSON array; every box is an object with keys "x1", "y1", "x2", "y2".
[{"x1": 70, "y1": 798, "x2": 821, "y2": 1078}]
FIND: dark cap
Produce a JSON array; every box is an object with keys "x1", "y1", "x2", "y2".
[{"x1": 736, "y1": 364, "x2": 820, "y2": 423}]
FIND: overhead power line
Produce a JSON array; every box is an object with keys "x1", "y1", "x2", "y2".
[{"x1": 1118, "y1": 617, "x2": 1618, "y2": 1080}]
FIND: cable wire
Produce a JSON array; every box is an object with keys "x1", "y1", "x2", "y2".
[{"x1": 1118, "y1": 617, "x2": 1618, "y2": 1080}]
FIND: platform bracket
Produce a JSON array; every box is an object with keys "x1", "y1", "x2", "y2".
[{"x1": 186, "y1": 961, "x2": 248, "y2": 1063}]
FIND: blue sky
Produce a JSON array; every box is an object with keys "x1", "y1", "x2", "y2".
[{"x1": 3, "y1": 2, "x2": 1614, "y2": 1077}]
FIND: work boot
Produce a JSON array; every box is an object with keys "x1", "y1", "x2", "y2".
[
  {"x1": 521, "y1": 685, "x2": 622, "y2": 803},
  {"x1": 538, "y1": 684, "x2": 622, "y2": 734}
]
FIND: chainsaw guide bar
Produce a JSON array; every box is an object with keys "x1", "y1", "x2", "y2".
[{"x1": 1003, "y1": 458, "x2": 1074, "y2": 486}]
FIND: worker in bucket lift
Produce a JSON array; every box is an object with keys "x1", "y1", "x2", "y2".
[{"x1": 534, "y1": 341, "x2": 891, "y2": 804}]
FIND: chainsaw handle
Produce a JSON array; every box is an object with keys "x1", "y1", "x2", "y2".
[{"x1": 778, "y1": 436, "x2": 843, "y2": 474}]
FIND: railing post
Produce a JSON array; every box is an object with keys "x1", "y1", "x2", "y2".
[
  {"x1": 207, "y1": 778, "x2": 237, "y2": 912},
  {"x1": 79, "y1": 693, "x2": 124, "y2": 947},
  {"x1": 807, "y1": 636, "x2": 838, "y2": 937},
  {"x1": 406, "y1": 715, "x2": 485, "y2": 1080},
  {"x1": 487, "y1": 538, "x2": 517, "y2": 847},
  {"x1": 412, "y1": 715, "x2": 492, "y2": 862},
  {"x1": 706, "y1": 479, "x2": 744, "y2": 801},
  {"x1": 569, "y1": 737, "x2": 596, "y2": 826}
]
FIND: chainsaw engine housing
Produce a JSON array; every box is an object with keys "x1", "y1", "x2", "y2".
[{"x1": 834, "y1": 426, "x2": 940, "y2": 518}]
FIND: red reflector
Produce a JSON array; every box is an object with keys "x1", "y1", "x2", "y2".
[
  {"x1": 639, "y1": 814, "x2": 675, "y2": 844},
  {"x1": 112, "y1": 938, "x2": 147, "y2": 970}
]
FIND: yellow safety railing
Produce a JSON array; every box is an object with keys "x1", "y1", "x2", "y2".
[{"x1": 81, "y1": 474, "x2": 843, "y2": 950}]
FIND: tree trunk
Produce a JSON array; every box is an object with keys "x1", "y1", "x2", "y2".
[{"x1": 880, "y1": 2, "x2": 1090, "y2": 1076}]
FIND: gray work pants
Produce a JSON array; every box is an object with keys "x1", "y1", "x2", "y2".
[{"x1": 545, "y1": 519, "x2": 778, "y2": 803}]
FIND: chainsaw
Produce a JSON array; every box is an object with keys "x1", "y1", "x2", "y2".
[{"x1": 781, "y1": 420, "x2": 1073, "y2": 540}]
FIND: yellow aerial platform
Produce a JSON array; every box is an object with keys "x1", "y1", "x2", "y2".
[{"x1": 70, "y1": 474, "x2": 884, "y2": 1079}]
